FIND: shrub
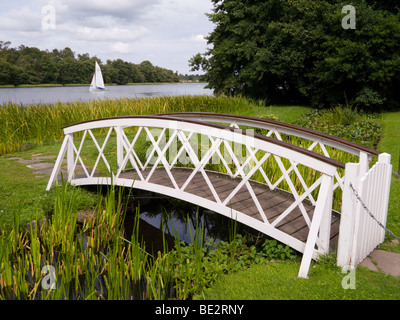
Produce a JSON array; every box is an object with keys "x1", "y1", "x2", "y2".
[{"x1": 293, "y1": 106, "x2": 382, "y2": 149}]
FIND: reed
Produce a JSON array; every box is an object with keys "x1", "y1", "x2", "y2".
[
  {"x1": 0, "y1": 95, "x2": 256, "y2": 156},
  {"x1": 0, "y1": 180, "x2": 295, "y2": 300}
]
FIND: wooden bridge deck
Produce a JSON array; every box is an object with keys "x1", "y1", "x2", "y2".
[{"x1": 115, "y1": 167, "x2": 340, "y2": 250}]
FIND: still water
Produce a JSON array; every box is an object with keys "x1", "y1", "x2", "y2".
[
  {"x1": 0, "y1": 82, "x2": 213, "y2": 105},
  {"x1": 123, "y1": 192, "x2": 257, "y2": 254}
]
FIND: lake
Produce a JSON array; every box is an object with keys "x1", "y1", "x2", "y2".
[{"x1": 0, "y1": 82, "x2": 213, "y2": 105}]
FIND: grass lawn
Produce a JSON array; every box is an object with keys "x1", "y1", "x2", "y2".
[
  {"x1": 242, "y1": 104, "x2": 312, "y2": 124},
  {"x1": 0, "y1": 144, "x2": 96, "y2": 230},
  {"x1": 201, "y1": 259, "x2": 400, "y2": 300},
  {"x1": 378, "y1": 111, "x2": 400, "y2": 251}
]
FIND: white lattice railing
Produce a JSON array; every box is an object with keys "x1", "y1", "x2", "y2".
[
  {"x1": 161, "y1": 113, "x2": 393, "y2": 269},
  {"x1": 46, "y1": 115, "x2": 347, "y2": 278},
  {"x1": 160, "y1": 112, "x2": 380, "y2": 202}
]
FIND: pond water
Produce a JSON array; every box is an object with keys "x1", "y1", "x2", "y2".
[
  {"x1": 124, "y1": 191, "x2": 257, "y2": 254},
  {"x1": 0, "y1": 82, "x2": 213, "y2": 105}
]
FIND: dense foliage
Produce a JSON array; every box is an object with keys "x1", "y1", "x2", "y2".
[
  {"x1": 0, "y1": 42, "x2": 179, "y2": 86},
  {"x1": 293, "y1": 105, "x2": 382, "y2": 149},
  {"x1": 191, "y1": 0, "x2": 400, "y2": 111}
]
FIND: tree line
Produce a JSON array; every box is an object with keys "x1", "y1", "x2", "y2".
[
  {"x1": 0, "y1": 42, "x2": 179, "y2": 86},
  {"x1": 190, "y1": 0, "x2": 400, "y2": 111}
]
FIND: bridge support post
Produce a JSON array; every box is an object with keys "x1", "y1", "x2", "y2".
[
  {"x1": 317, "y1": 178, "x2": 333, "y2": 254},
  {"x1": 298, "y1": 174, "x2": 334, "y2": 278},
  {"x1": 337, "y1": 163, "x2": 360, "y2": 267},
  {"x1": 359, "y1": 152, "x2": 369, "y2": 176},
  {"x1": 67, "y1": 133, "x2": 75, "y2": 181},
  {"x1": 116, "y1": 126, "x2": 124, "y2": 169},
  {"x1": 46, "y1": 135, "x2": 70, "y2": 191}
]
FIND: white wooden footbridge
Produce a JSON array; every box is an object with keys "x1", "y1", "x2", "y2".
[{"x1": 46, "y1": 113, "x2": 392, "y2": 278}]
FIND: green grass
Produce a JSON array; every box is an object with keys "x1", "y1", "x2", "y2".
[
  {"x1": 377, "y1": 111, "x2": 400, "y2": 251},
  {"x1": 0, "y1": 156, "x2": 46, "y2": 228},
  {"x1": 201, "y1": 259, "x2": 400, "y2": 300},
  {"x1": 241, "y1": 103, "x2": 312, "y2": 124},
  {"x1": 0, "y1": 149, "x2": 96, "y2": 230}
]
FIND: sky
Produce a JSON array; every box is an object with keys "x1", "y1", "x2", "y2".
[{"x1": 0, "y1": 0, "x2": 214, "y2": 74}]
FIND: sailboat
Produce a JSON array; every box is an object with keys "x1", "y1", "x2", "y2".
[{"x1": 90, "y1": 61, "x2": 108, "y2": 91}]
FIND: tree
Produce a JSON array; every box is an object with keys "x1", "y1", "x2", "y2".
[
  {"x1": 192, "y1": 0, "x2": 400, "y2": 110},
  {"x1": 139, "y1": 60, "x2": 157, "y2": 82},
  {"x1": 0, "y1": 42, "x2": 180, "y2": 86},
  {"x1": 0, "y1": 59, "x2": 23, "y2": 85}
]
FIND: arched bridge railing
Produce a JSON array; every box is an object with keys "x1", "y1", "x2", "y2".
[
  {"x1": 159, "y1": 113, "x2": 380, "y2": 199},
  {"x1": 46, "y1": 114, "x2": 391, "y2": 277},
  {"x1": 46, "y1": 115, "x2": 343, "y2": 278},
  {"x1": 158, "y1": 113, "x2": 392, "y2": 269}
]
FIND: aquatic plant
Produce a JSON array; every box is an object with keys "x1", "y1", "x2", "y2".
[
  {"x1": 0, "y1": 182, "x2": 294, "y2": 300},
  {"x1": 0, "y1": 95, "x2": 256, "y2": 156}
]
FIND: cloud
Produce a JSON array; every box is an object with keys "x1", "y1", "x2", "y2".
[
  {"x1": 0, "y1": 0, "x2": 214, "y2": 74},
  {"x1": 109, "y1": 41, "x2": 134, "y2": 54},
  {"x1": 0, "y1": 6, "x2": 42, "y2": 32},
  {"x1": 189, "y1": 34, "x2": 206, "y2": 43},
  {"x1": 62, "y1": 25, "x2": 149, "y2": 42},
  {"x1": 59, "y1": 0, "x2": 160, "y2": 22}
]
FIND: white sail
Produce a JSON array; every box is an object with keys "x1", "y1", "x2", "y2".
[{"x1": 90, "y1": 61, "x2": 106, "y2": 91}]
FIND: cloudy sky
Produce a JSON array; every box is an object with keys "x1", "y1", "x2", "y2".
[{"x1": 0, "y1": 0, "x2": 214, "y2": 74}]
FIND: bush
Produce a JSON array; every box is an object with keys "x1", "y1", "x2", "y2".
[
  {"x1": 293, "y1": 106, "x2": 382, "y2": 149},
  {"x1": 353, "y1": 87, "x2": 386, "y2": 111}
]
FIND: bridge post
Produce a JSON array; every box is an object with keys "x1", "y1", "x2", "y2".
[
  {"x1": 359, "y1": 151, "x2": 369, "y2": 176},
  {"x1": 317, "y1": 176, "x2": 334, "y2": 254},
  {"x1": 116, "y1": 126, "x2": 124, "y2": 169},
  {"x1": 46, "y1": 135, "x2": 69, "y2": 191},
  {"x1": 337, "y1": 162, "x2": 361, "y2": 267},
  {"x1": 67, "y1": 133, "x2": 75, "y2": 181},
  {"x1": 298, "y1": 174, "x2": 334, "y2": 278}
]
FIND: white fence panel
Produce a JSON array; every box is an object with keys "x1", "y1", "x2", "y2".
[{"x1": 350, "y1": 153, "x2": 392, "y2": 267}]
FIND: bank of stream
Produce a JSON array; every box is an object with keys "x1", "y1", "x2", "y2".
[{"x1": 0, "y1": 185, "x2": 291, "y2": 300}]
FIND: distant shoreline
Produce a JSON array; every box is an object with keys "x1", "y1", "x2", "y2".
[{"x1": 0, "y1": 81, "x2": 207, "y2": 89}]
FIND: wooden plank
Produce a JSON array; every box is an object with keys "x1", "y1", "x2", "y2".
[
  {"x1": 184, "y1": 173, "x2": 211, "y2": 191},
  {"x1": 276, "y1": 210, "x2": 308, "y2": 235},
  {"x1": 170, "y1": 168, "x2": 196, "y2": 187}
]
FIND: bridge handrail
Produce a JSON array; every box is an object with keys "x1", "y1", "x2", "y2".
[
  {"x1": 49, "y1": 115, "x2": 350, "y2": 278},
  {"x1": 158, "y1": 112, "x2": 380, "y2": 159},
  {"x1": 61, "y1": 115, "x2": 345, "y2": 170},
  {"x1": 47, "y1": 114, "x2": 391, "y2": 278}
]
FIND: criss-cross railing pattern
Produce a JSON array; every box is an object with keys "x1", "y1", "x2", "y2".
[
  {"x1": 47, "y1": 115, "x2": 346, "y2": 277},
  {"x1": 46, "y1": 113, "x2": 394, "y2": 278},
  {"x1": 160, "y1": 112, "x2": 380, "y2": 211}
]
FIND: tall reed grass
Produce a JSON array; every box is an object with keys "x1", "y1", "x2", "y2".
[
  {"x1": 0, "y1": 95, "x2": 256, "y2": 156},
  {"x1": 0, "y1": 181, "x2": 295, "y2": 300}
]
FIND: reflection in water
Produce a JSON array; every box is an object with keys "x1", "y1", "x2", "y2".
[{"x1": 123, "y1": 190, "x2": 261, "y2": 255}]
